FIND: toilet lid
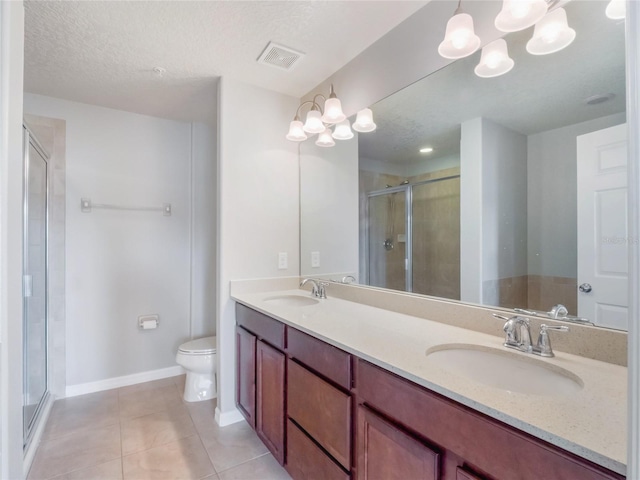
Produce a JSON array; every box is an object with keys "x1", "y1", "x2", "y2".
[{"x1": 178, "y1": 336, "x2": 216, "y2": 354}]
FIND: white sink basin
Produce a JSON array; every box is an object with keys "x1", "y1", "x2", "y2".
[
  {"x1": 425, "y1": 344, "x2": 583, "y2": 396},
  {"x1": 263, "y1": 294, "x2": 319, "y2": 307}
]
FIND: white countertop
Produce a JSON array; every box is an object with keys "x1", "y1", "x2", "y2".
[{"x1": 232, "y1": 289, "x2": 627, "y2": 475}]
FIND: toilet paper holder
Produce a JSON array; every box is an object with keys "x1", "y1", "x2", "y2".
[{"x1": 138, "y1": 314, "x2": 159, "y2": 329}]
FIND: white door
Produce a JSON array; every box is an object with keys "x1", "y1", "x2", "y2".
[{"x1": 577, "y1": 124, "x2": 628, "y2": 330}]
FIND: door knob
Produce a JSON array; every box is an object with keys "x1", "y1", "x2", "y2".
[{"x1": 579, "y1": 283, "x2": 592, "y2": 293}]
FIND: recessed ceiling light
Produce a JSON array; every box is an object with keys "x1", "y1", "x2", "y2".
[
  {"x1": 585, "y1": 93, "x2": 615, "y2": 106},
  {"x1": 419, "y1": 147, "x2": 434, "y2": 154}
]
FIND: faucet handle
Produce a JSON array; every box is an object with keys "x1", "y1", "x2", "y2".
[
  {"x1": 541, "y1": 324, "x2": 569, "y2": 333},
  {"x1": 534, "y1": 324, "x2": 569, "y2": 357}
]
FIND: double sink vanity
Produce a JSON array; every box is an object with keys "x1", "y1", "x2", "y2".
[{"x1": 231, "y1": 279, "x2": 627, "y2": 480}]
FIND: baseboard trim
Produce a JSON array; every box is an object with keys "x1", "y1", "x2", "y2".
[
  {"x1": 215, "y1": 406, "x2": 245, "y2": 427},
  {"x1": 65, "y1": 365, "x2": 185, "y2": 398}
]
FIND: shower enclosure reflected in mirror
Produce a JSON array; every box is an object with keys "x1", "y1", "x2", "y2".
[
  {"x1": 23, "y1": 126, "x2": 50, "y2": 446},
  {"x1": 299, "y1": 0, "x2": 627, "y2": 329}
]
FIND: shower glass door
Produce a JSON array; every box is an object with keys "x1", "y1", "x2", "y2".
[
  {"x1": 367, "y1": 190, "x2": 407, "y2": 291},
  {"x1": 23, "y1": 128, "x2": 49, "y2": 444}
]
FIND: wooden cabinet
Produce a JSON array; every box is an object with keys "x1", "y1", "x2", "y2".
[
  {"x1": 356, "y1": 359, "x2": 623, "y2": 480},
  {"x1": 287, "y1": 419, "x2": 350, "y2": 480},
  {"x1": 235, "y1": 326, "x2": 256, "y2": 428},
  {"x1": 357, "y1": 405, "x2": 440, "y2": 480},
  {"x1": 287, "y1": 359, "x2": 351, "y2": 470},
  {"x1": 235, "y1": 304, "x2": 286, "y2": 465},
  {"x1": 256, "y1": 340, "x2": 286, "y2": 464},
  {"x1": 286, "y1": 328, "x2": 353, "y2": 479},
  {"x1": 235, "y1": 303, "x2": 623, "y2": 480}
]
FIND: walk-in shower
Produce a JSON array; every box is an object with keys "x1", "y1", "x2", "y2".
[
  {"x1": 366, "y1": 175, "x2": 460, "y2": 299},
  {"x1": 22, "y1": 126, "x2": 50, "y2": 448}
]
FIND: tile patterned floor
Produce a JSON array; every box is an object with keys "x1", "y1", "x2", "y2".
[{"x1": 28, "y1": 375, "x2": 292, "y2": 480}]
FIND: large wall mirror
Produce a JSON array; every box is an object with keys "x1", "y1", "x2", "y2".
[{"x1": 300, "y1": 0, "x2": 627, "y2": 330}]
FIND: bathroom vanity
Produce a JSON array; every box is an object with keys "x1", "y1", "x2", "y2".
[{"x1": 232, "y1": 288, "x2": 626, "y2": 480}]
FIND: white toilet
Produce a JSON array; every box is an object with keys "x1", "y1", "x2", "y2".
[{"x1": 175, "y1": 336, "x2": 217, "y2": 402}]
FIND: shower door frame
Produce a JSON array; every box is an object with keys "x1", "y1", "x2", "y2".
[
  {"x1": 22, "y1": 125, "x2": 51, "y2": 449},
  {"x1": 366, "y1": 184, "x2": 413, "y2": 291},
  {"x1": 365, "y1": 174, "x2": 460, "y2": 294}
]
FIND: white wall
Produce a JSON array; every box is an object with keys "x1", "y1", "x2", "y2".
[
  {"x1": 300, "y1": 139, "x2": 358, "y2": 278},
  {"x1": 0, "y1": 1, "x2": 25, "y2": 477},
  {"x1": 23, "y1": 94, "x2": 197, "y2": 387},
  {"x1": 216, "y1": 78, "x2": 299, "y2": 424},
  {"x1": 460, "y1": 118, "x2": 528, "y2": 305},
  {"x1": 191, "y1": 121, "x2": 217, "y2": 338},
  {"x1": 527, "y1": 112, "x2": 626, "y2": 278}
]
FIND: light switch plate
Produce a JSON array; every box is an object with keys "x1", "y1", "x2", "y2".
[
  {"x1": 278, "y1": 252, "x2": 288, "y2": 270},
  {"x1": 311, "y1": 251, "x2": 320, "y2": 268}
]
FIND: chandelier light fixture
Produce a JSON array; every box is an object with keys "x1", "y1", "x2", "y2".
[
  {"x1": 526, "y1": 7, "x2": 576, "y2": 55},
  {"x1": 286, "y1": 85, "x2": 376, "y2": 147},
  {"x1": 474, "y1": 38, "x2": 514, "y2": 78},
  {"x1": 438, "y1": 1, "x2": 587, "y2": 79},
  {"x1": 605, "y1": 0, "x2": 625, "y2": 20},
  {"x1": 437, "y1": 0, "x2": 481, "y2": 59}
]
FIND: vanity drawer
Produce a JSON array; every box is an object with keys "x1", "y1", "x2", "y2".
[
  {"x1": 357, "y1": 359, "x2": 622, "y2": 480},
  {"x1": 288, "y1": 359, "x2": 351, "y2": 470},
  {"x1": 236, "y1": 303, "x2": 285, "y2": 350},
  {"x1": 286, "y1": 419, "x2": 350, "y2": 480},
  {"x1": 287, "y1": 327, "x2": 351, "y2": 389}
]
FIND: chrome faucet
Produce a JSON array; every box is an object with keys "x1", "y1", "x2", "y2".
[
  {"x1": 493, "y1": 314, "x2": 569, "y2": 357},
  {"x1": 300, "y1": 278, "x2": 328, "y2": 299},
  {"x1": 493, "y1": 314, "x2": 532, "y2": 352},
  {"x1": 549, "y1": 304, "x2": 569, "y2": 319},
  {"x1": 532, "y1": 324, "x2": 569, "y2": 357}
]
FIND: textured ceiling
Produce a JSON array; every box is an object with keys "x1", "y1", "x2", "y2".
[
  {"x1": 23, "y1": 1, "x2": 427, "y2": 122},
  {"x1": 359, "y1": 0, "x2": 626, "y2": 166}
]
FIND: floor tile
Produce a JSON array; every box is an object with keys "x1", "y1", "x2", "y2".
[
  {"x1": 217, "y1": 454, "x2": 291, "y2": 480},
  {"x1": 173, "y1": 374, "x2": 186, "y2": 390},
  {"x1": 199, "y1": 420, "x2": 268, "y2": 473},
  {"x1": 28, "y1": 423, "x2": 121, "y2": 479},
  {"x1": 118, "y1": 377, "x2": 178, "y2": 397},
  {"x1": 122, "y1": 435, "x2": 214, "y2": 480},
  {"x1": 119, "y1": 388, "x2": 171, "y2": 420},
  {"x1": 121, "y1": 404, "x2": 197, "y2": 456},
  {"x1": 49, "y1": 458, "x2": 123, "y2": 480},
  {"x1": 43, "y1": 390, "x2": 119, "y2": 440},
  {"x1": 185, "y1": 399, "x2": 217, "y2": 435}
]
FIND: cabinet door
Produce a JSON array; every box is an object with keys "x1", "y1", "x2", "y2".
[
  {"x1": 286, "y1": 419, "x2": 350, "y2": 480},
  {"x1": 357, "y1": 405, "x2": 440, "y2": 480},
  {"x1": 236, "y1": 326, "x2": 256, "y2": 428},
  {"x1": 256, "y1": 340, "x2": 286, "y2": 465},
  {"x1": 288, "y1": 359, "x2": 351, "y2": 469}
]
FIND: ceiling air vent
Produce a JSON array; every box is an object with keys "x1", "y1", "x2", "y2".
[{"x1": 257, "y1": 42, "x2": 305, "y2": 71}]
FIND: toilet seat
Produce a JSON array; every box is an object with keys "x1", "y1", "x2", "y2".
[{"x1": 178, "y1": 336, "x2": 216, "y2": 355}]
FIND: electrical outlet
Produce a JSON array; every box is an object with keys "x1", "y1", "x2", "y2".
[
  {"x1": 311, "y1": 251, "x2": 320, "y2": 268},
  {"x1": 278, "y1": 252, "x2": 288, "y2": 270}
]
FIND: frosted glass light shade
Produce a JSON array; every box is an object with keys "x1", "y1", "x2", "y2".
[
  {"x1": 303, "y1": 110, "x2": 325, "y2": 134},
  {"x1": 316, "y1": 128, "x2": 336, "y2": 147},
  {"x1": 526, "y1": 8, "x2": 576, "y2": 55},
  {"x1": 321, "y1": 97, "x2": 346, "y2": 124},
  {"x1": 495, "y1": 0, "x2": 548, "y2": 32},
  {"x1": 352, "y1": 108, "x2": 377, "y2": 133},
  {"x1": 438, "y1": 13, "x2": 481, "y2": 59},
  {"x1": 474, "y1": 39, "x2": 514, "y2": 78},
  {"x1": 332, "y1": 120, "x2": 354, "y2": 140},
  {"x1": 286, "y1": 120, "x2": 307, "y2": 141},
  {"x1": 605, "y1": 0, "x2": 625, "y2": 20}
]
